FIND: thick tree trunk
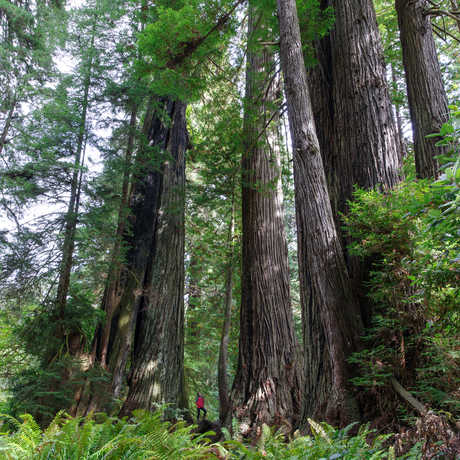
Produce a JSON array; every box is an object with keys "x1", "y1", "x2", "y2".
[
  {"x1": 72, "y1": 102, "x2": 153, "y2": 416},
  {"x1": 120, "y1": 98, "x2": 188, "y2": 416},
  {"x1": 218, "y1": 195, "x2": 235, "y2": 429},
  {"x1": 330, "y1": 0, "x2": 401, "y2": 211},
  {"x1": 76, "y1": 98, "x2": 187, "y2": 416},
  {"x1": 106, "y1": 99, "x2": 161, "y2": 400},
  {"x1": 306, "y1": 26, "x2": 336, "y2": 226},
  {"x1": 304, "y1": 0, "x2": 403, "y2": 420},
  {"x1": 277, "y1": 0, "x2": 362, "y2": 426},
  {"x1": 310, "y1": 0, "x2": 401, "y2": 221},
  {"x1": 395, "y1": 0, "x2": 450, "y2": 179},
  {"x1": 231, "y1": 3, "x2": 301, "y2": 433}
]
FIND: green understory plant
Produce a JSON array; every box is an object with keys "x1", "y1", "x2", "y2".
[
  {"x1": 345, "y1": 108, "x2": 459, "y2": 421},
  {"x1": 0, "y1": 412, "x2": 424, "y2": 459}
]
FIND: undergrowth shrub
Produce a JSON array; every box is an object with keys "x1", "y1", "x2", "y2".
[
  {"x1": 0, "y1": 410, "x2": 218, "y2": 459},
  {"x1": 0, "y1": 282, "x2": 106, "y2": 426},
  {"x1": 0, "y1": 412, "x2": 423, "y2": 459},
  {"x1": 344, "y1": 110, "x2": 459, "y2": 422}
]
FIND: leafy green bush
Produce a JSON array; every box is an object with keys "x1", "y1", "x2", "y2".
[
  {"x1": 0, "y1": 410, "x2": 218, "y2": 459},
  {"x1": 0, "y1": 412, "x2": 423, "y2": 459},
  {"x1": 225, "y1": 420, "x2": 400, "y2": 459},
  {"x1": 344, "y1": 110, "x2": 460, "y2": 418}
]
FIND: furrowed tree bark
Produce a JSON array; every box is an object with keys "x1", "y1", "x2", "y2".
[
  {"x1": 120, "y1": 98, "x2": 188, "y2": 416},
  {"x1": 90, "y1": 106, "x2": 138, "y2": 371},
  {"x1": 73, "y1": 102, "x2": 153, "y2": 416},
  {"x1": 277, "y1": 0, "x2": 362, "y2": 426},
  {"x1": 304, "y1": 0, "x2": 403, "y2": 420},
  {"x1": 309, "y1": 0, "x2": 401, "y2": 226},
  {"x1": 330, "y1": 0, "x2": 401, "y2": 210},
  {"x1": 231, "y1": 2, "x2": 301, "y2": 433},
  {"x1": 105, "y1": 99, "x2": 158, "y2": 401},
  {"x1": 395, "y1": 0, "x2": 450, "y2": 179},
  {"x1": 218, "y1": 192, "x2": 235, "y2": 429}
]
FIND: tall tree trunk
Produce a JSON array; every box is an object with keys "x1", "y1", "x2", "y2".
[
  {"x1": 73, "y1": 106, "x2": 138, "y2": 415},
  {"x1": 120, "y1": 98, "x2": 188, "y2": 416},
  {"x1": 218, "y1": 193, "x2": 235, "y2": 429},
  {"x1": 54, "y1": 32, "x2": 95, "y2": 342},
  {"x1": 304, "y1": 0, "x2": 403, "y2": 420},
  {"x1": 330, "y1": 0, "x2": 401, "y2": 214},
  {"x1": 395, "y1": 0, "x2": 450, "y2": 178},
  {"x1": 231, "y1": 3, "x2": 301, "y2": 433},
  {"x1": 392, "y1": 64, "x2": 407, "y2": 158},
  {"x1": 306, "y1": 24, "x2": 336, "y2": 227},
  {"x1": 309, "y1": 0, "x2": 401, "y2": 224},
  {"x1": 277, "y1": 0, "x2": 362, "y2": 426},
  {"x1": 75, "y1": 98, "x2": 162, "y2": 415},
  {"x1": 106, "y1": 99, "x2": 159, "y2": 400},
  {"x1": 93, "y1": 106, "x2": 138, "y2": 369},
  {"x1": 0, "y1": 95, "x2": 16, "y2": 157},
  {"x1": 186, "y1": 245, "x2": 202, "y2": 358}
]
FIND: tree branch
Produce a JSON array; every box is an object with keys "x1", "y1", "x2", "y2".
[
  {"x1": 166, "y1": 0, "x2": 245, "y2": 69},
  {"x1": 390, "y1": 376, "x2": 427, "y2": 416},
  {"x1": 432, "y1": 22, "x2": 460, "y2": 42}
]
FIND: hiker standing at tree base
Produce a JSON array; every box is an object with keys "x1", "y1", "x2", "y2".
[{"x1": 196, "y1": 392, "x2": 207, "y2": 420}]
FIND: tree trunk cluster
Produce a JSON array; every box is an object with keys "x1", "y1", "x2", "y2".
[
  {"x1": 74, "y1": 97, "x2": 189, "y2": 417},
  {"x1": 59, "y1": 0, "x2": 450, "y2": 432}
]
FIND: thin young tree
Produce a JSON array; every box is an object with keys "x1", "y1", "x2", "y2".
[{"x1": 218, "y1": 190, "x2": 236, "y2": 429}]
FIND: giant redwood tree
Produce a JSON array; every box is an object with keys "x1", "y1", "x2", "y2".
[
  {"x1": 231, "y1": 1, "x2": 301, "y2": 431},
  {"x1": 308, "y1": 0, "x2": 401, "y2": 232},
  {"x1": 395, "y1": 0, "x2": 450, "y2": 178},
  {"x1": 120, "y1": 98, "x2": 189, "y2": 415},
  {"x1": 277, "y1": 0, "x2": 362, "y2": 426},
  {"x1": 73, "y1": 97, "x2": 189, "y2": 416},
  {"x1": 303, "y1": 0, "x2": 403, "y2": 420}
]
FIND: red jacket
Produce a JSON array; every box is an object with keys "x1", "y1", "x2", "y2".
[{"x1": 196, "y1": 396, "x2": 204, "y2": 408}]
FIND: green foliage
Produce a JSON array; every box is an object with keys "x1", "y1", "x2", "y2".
[
  {"x1": 0, "y1": 410, "x2": 218, "y2": 459},
  {"x1": 0, "y1": 280, "x2": 105, "y2": 424},
  {"x1": 345, "y1": 110, "x2": 460, "y2": 416},
  {"x1": 298, "y1": 0, "x2": 335, "y2": 64},
  {"x1": 136, "y1": 0, "x2": 240, "y2": 101},
  {"x1": 184, "y1": 56, "x2": 243, "y2": 415},
  {"x1": 0, "y1": 412, "x2": 422, "y2": 459},
  {"x1": 224, "y1": 420, "x2": 419, "y2": 459}
]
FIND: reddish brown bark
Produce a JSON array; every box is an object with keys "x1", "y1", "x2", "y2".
[
  {"x1": 231, "y1": 1, "x2": 301, "y2": 432},
  {"x1": 277, "y1": 0, "x2": 362, "y2": 426},
  {"x1": 396, "y1": 0, "x2": 450, "y2": 178},
  {"x1": 120, "y1": 98, "x2": 189, "y2": 416}
]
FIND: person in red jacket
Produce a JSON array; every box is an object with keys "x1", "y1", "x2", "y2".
[{"x1": 195, "y1": 392, "x2": 207, "y2": 420}]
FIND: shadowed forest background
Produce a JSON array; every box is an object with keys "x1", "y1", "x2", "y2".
[{"x1": 0, "y1": 0, "x2": 459, "y2": 458}]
